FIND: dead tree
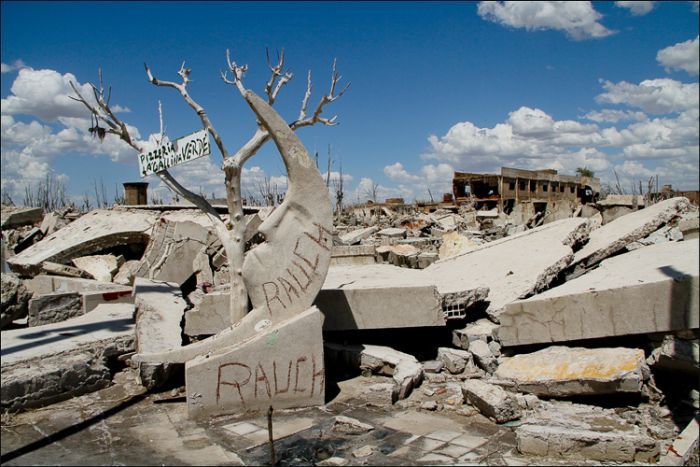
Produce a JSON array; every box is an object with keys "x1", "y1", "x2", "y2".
[{"x1": 70, "y1": 50, "x2": 349, "y2": 324}]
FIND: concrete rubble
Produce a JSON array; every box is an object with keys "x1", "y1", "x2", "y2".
[
  {"x1": 1, "y1": 179, "x2": 699, "y2": 466},
  {"x1": 494, "y1": 346, "x2": 649, "y2": 396}
]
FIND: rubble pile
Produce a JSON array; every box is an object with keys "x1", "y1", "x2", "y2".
[{"x1": 1, "y1": 196, "x2": 698, "y2": 465}]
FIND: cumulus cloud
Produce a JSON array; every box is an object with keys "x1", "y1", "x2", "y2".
[
  {"x1": 582, "y1": 109, "x2": 648, "y2": 123},
  {"x1": 596, "y1": 78, "x2": 699, "y2": 114},
  {"x1": 0, "y1": 67, "x2": 142, "y2": 201},
  {"x1": 656, "y1": 36, "x2": 699, "y2": 76},
  {"x1": 422, "y1": 77, "x2": 699, "y2": 191},
  {"x1": 615, "y1": 1, "x2": 655, "y2": 15},
  {"x1": 477, "y1": 1, "x2": 614, "y2": 40},
  {"x1": 0, "y1": 59, "x2": 27, "y2": 74}
]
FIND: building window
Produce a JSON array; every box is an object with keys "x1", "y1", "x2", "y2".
[
  {"x1": 519, "y1": 181, "x2": 527, "y2": 190},
  {"x1": 530, "y1": 182, "x2": 536, "y2": 192},
  {"x1": 560, "y1": 185, "x2": 565, "y2": 192},
  {"x1": 570, "y1": 186, "x2": 575, "y2": 193},
  {"x1": 509, "y1": 182, "x2": 515, "y2": 190},
  {"x1": 543, "y1": 184, "x2": 548, "y2": 192}
]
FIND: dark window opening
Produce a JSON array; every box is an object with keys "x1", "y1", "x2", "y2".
[
  {"x1": 570, "y1": 186, "x2": 575, "y2": 193},
  {"x1": 529, "y1": 182, "x2": 536, "y2": 192},
  {"x1": 503, "y1": 199, "x2": 515, "y2": 215},
  {"x1": 560, "y1": 185, "x2": 565, "y2": 192},
  {"x1": 543, "y1": 184, "x2": 548, "y2": 192},
  {"x1": 519, "y1": 181, "x2": 527, "y2": 190},
  {"x1": 508, "y1": 182, "x2": 516, "y2": 190}
]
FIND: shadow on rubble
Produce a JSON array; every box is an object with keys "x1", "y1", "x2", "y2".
[
  {"x1": 1, "y1": 318, "x2": 134, "y2": 357},
  {"x1": 0, "y1": 392, "x2": 148, "y2": 464}
]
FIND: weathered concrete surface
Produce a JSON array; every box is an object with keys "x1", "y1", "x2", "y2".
[
  {"x1": 134, "y1": 278, "x2": 187, "y2": 388},
  {"x1": 7, "y1": 208, "x2": 158, "y2": 277},
  {"x1": 28, "y1": 291, "x2": 83, "y2": 326},
  {"x1": 498, "y1": 240, "x2": 699, "y2": 346},
  {"x1": 516, "y1": 401, "x2": 659, "y2": 462},
  {"x1": 494, "y1": 346, "x2": 648, "y2": 396},
  {"x1": 325, "y1": 343, "x2": 423, "y2": 401},
  {"x1": 1, "y1": 272, "x2": 31, "y2": 328},
  {"x1": 436, "y1": 347, "x2": 475, "y2": 374},
  {"x1": 186, "y1": 307, "x2": 325, "y2": 419},
  {"x1": 377, "y1": 227, "x2": 406, "y2": 238},
  {"x1": 452, "y1": 318, "x2": 498, "y2": 350},
  {"x1": 1, "y1": 206, "x2": 43, "y2": 229},
  {"x1": 184, "y1": 290, "x2": 230, "y2": 336},
  {"x1": 430, "y1": 218, "x2": 589, "y2": 315},
  {"x1": 113, "y1": 259, "x2": 140, "y2": 285},
  {"x1": 461, "y1": 379, "x2": 520, "y2": 423},
  {"x1": 135, "y1": 211, "x2": 215, "y2": 285},
  {"x1": 72, "y1": 254, "x2": 122, "y2": 282},
  {"x1": 330, "y1": 245, "x2": 376, "y2": 266},
  {"x1": 571, "y1": 197, "x2": 689, "y2": 272},
  {"x1": 1, "y1": 303, "x2": 135, "y2": 411},
  {"x1": 468, "y1": 340, "x2": 498, "y2": 373}
]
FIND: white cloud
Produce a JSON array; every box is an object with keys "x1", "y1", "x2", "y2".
[
  {"x1": 582, "y1": 109, "x2": 648, "y2": 123},
  {"x1": 0, "y1": 60, "x2": 27, "y2": 74},
  {"x1": 656, "y1": 36, "x2": 699, "y2": 76},
  {"x1": 615, "y1": 1, "x2": 655, "y2": 15},
  {"x1": 596, "y1": 78, "x2": 699, "y2": 113},
  {"x1": 477, "y1": 1, "x2": 614, "y2": 40}
]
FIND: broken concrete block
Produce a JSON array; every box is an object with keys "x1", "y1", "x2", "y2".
[
  {"x1": 113, "y1": 259, "x2": 140, "y2": 286},
  {"x1": 427, "y1": 218, "x2": 589, "y2": 315},
  {"x1": 8, "y1": 208, "x2": 158, "y2": 277},
  {"x1": 678, "y1": 211, "x2": 699, "y2": 240},
  {"x1": 72, "y1": 254, "x2": 122, "y2": 282},
  {"x1": 1, "y1": 272, "x2": 32, "y2": 328},
  {"x1": 24, "y1": 275, "x2": 133, "y2": 316},
  {"x1": 422, "y1": 360, "x2": 444, "y2": 373},
  {"x1": 571, "y1": 197, "x2": 689, "y2": 273},
  {"x1": 498, "y1": 240, "x2": 699, "y2": 346},
  {"x1": 332, "y1": 416, "x2": 375, "y2": 434},
  {"x1": 461, "y1": 379, "x2": 520, "y2": 423},
  {"x1": 192, "y1": 249, "x2": 214, "y2": 285},
  {"x1": 377, "y1": 227, "x2": 406, "y2": 238},
  {"x1": 135, "y1": 215, "x2": 215, "y2": 285},
  {"x1": 647, "y1": 335, "x2": 699, "y2": 374},
  {"x1": 452, "y1": 318, "x2": 499, "y2": 350},
  {"x1": 437, "y1": 347, "x2": 474, "y2": 374},
  {"x1": 134, "y1": 278, "x2": 187, "y2": 389},
  {"x1": 39, "y1": 211, "x2": 64, "y2": 236},
  {"x1": 14, "y1": 227, "x2": 43, "y2": 253},
  {"x1": 41, "y1": 261, "x2": 88, "y2": 278},
  {"x1": 185, "y1": 307, "x2": 325, "y2": 419},
  {"x1": 516, "y1": 401, "x2": 659, "y2": 463},
  {"x1": 184, "y1": 290, "x2": 230, "y2": 336},
  {"x1": 494, "y1": 346, "x2": 648, "y2": 397},
  {"x1": 317, "y1": 266, "x2": 446, "y2": 331},
  {"x1": 660, "y1": 416, "x2": 699, "y2": 466},
  {"x1": 28, "y1": 292, "x2": 83, "y2": 326},
  {"x1": 1, "y1": 303, "x2": 135, "y2": 412},
  {"x1": 330, "y1": 245, "x2": 376, "y2": 266},
  {"x1": 82, "y1": 288, "x2": 133, "y2": 315},
  {"x1": 1, "y1": 206, "x2": 43, "y2": 229},
  {"x1": 468, "y1": 340, "x2": 498, "y2": 373},
  {"x1": 437, "y1": 231, "x2": 480, "y2": 259},
  {"x1": 339, "y1": 226, "x2": 379, "y2": 245},
  {"x1": 417, "y1": 252, "x2": 439, "y2": 269}
]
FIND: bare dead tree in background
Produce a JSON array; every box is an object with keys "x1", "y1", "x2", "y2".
[{"x1": 70, "y1": 49, "x2": 349, "y2": 323}]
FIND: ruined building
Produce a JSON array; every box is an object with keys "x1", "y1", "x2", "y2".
[{"x1": 453, "y1": 167, "x2": 601, "y2": 213}]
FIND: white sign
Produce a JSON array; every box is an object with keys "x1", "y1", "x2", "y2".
[{"x1": 138, "y1": 129, "x2": 211, "y2": 177}]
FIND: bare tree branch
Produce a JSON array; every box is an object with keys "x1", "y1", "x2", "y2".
[
  {"x1": 264, "y1": 48, "x2": 293, "y2": 105},
  {"x1": 144, "y1": 62, "x2": 229, "y2": 160}
]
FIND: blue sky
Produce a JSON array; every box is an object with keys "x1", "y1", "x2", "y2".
[{"x1": 2, "y1": 1, "x2": 698, "y2": 206}]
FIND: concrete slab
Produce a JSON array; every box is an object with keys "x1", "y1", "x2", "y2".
[
  {"x1": 25, "y1": 275, "x2": 133, "y2": 315},
  {"x1": 330, "y1": 245, "x2": 376, "y2": 266},
  {"x1": 339, "y1": 226, "x2": 379, "y2": 245},
  {"x1": 185, "y1": 307, "x2": 325, "y2": 419},
  {"x1": 184, "y1": 290, "x2": 230, "y2": 336},
  {"x1": 7, "y1": 208, "x2": 158, "y2": 277},
  {"x1": 428, "y1": 217, "x2": 589, "y2": 315},
  {"x1": 1, "y1": 272, "x2": 31, "y2": 328},
  {"x1": 134, "y1": 277, "x2": 187, "y2": 388},
  {"x1": 494, "y1": 346, "x2": 648, "y2": 396},
  {"x1": 135, "y1": 213, "x2": 215, "y2": 285},
  {"x1": 571, "y1": 196, "x2": 689, "y2": 272},
  {"x1": 1, "y1": 206, "x2": 43, "y2": 229},
  {"x1": 41, "y1": 261, "x2": 88, "y2": 278},
  {"x1": 28, "y1": 291, "x2": 82, "y2": 326},
  {"x1": 516, "y1": 400, "x2": 659, "y2": 463},
  {"x1": 660, "y1": 416, "x2": 699, "y2": 466},
  {"x1": 462, "y1": 379, "x2": 521, "y2": 423},
  {"x1": 498, "y1": 240, "x2": 699, "y2": 346},
  {"x1": 1, "y1": 303, "x2": 135, "y2": 411}
]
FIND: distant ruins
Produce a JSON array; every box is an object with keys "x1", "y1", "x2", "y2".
[{"x1": 452, "y1": 167, "x2": 601, "y2": 212}]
